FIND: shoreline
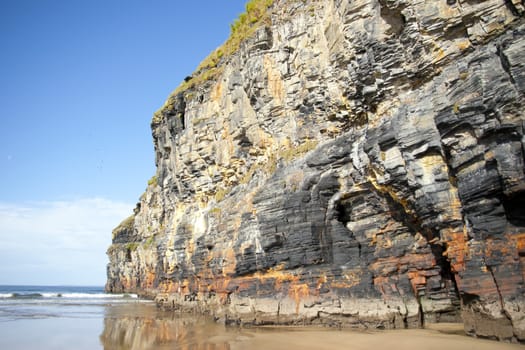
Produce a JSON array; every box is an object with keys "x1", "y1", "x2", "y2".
[{"x1": 2, "y1": 301, "x2": 523, "y2": 350}]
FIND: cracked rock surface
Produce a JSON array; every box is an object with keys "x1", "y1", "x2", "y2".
[{"x1": 106, "y1": 0, "x2": 525, "y2": 342}]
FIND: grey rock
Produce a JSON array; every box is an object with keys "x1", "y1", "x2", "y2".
[{"x1": 107, "y1": 0, "x2": 525, "y2": 342}]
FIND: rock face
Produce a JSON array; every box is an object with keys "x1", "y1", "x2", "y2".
[{"x1": 106, "y1": 0, "x2": 525, "y2": 342}]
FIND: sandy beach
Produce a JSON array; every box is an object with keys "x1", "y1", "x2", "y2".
[
  {"x1": 101, "y1": 304, "x2": 524, "y2": 350},
  {"x1": 228, "y1": 325, "x2": 525, "y2": 350},
  {"x1": 1, "y1": 296, "x2": 523, "y2": 350}
]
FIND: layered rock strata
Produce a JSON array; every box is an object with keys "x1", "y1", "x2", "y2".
[{"x1": 106, "y1": 0, "x2": 525, "y2": 342}]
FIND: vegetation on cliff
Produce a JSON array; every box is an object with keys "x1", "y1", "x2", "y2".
[
  {"x1": 111, "y1": 215, "x2": 134, "y2": 240},
  {"x1": 152, "y1": 0, "x2": 274, "y2": 124}
]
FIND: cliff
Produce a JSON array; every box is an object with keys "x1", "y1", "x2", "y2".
[{"x1": 106, "y1": 0, "x2": 525, "y2": 342}]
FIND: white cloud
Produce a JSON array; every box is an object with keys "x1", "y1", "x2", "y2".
[{"x1": 0, "y1": 198, "x2": 134, "y2": 286}]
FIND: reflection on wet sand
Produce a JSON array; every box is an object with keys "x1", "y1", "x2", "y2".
[
  {"x1": 100, "y1": 303, "x2": 236, "y2": 350},
  {"x1": 100, "y1": 304, "x2": 524, "y2": 350}
]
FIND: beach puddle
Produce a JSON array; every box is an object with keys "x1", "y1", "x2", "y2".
[{"x1": 100, "y1": 304, "x2": 237, "y2": 350}]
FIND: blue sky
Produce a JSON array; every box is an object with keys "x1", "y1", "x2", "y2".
[{"x1": 0, "y1": 0, "x2": 247, "y2": 286}]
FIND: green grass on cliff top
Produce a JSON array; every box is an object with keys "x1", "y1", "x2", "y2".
[{"x1": 153, "y1": 0, "x2": 274, "y2": 123}]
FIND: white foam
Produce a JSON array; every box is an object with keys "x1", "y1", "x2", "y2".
[{"x1": 41, "y1": 293, "x2": 58, "y2": 298}]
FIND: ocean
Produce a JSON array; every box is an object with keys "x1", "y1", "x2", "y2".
[
  {"x1": 0, "y1": 285, "x2": 521, "y2": 350},
  {"x1": 0, "y1": 285, "x2": 140, "y2": 322},
  {"x1": 0, "y1": 285, "x2": 151, "y2": 350},
  {"x1": 0, "y1": 285, "x2": 135, "y2": 302}
]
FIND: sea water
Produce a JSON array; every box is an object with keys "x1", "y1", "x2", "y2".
[
  {"x1": 0, "y1": 285, "x2": 138, "y2": 321},
  {"x1": 0, "y1": 285, "x2": 522, "y2": 350},
  {"x1": 0, "y1": 285, "x2": 148, "y2": 350}
]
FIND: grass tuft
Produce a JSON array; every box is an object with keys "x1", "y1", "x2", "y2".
[
  {"x1": 125, "y1": 242, "x2": 139, "y2": 251},
  {"x1": 147, "y1": 175, "x2": 158, "y2": 187}
]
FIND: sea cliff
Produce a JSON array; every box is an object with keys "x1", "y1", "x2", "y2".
[{"x1": 106, "y1": 0, "x2": 525, "y2": 342}]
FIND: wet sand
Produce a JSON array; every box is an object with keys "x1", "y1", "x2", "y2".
[
  {"x1": 1, "y1": 302, "x2": 523, "y2": 349},
  {"x1": 228, "y1": 325, "x2": 524, "y2": 350},
  {"x1": 101, "y1": 304, "x2": 523, "y2": 350}
]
